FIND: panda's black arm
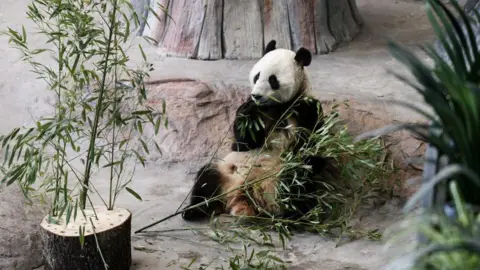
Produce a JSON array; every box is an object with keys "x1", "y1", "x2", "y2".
[
  {"x1": 291, "y1": 97, "x2": 324, "y2": 153},
  {"x1": 231, "y1": 100, "x2": 266, "y2": 152},
  {"x1": 294, "y1": 97, "x2": 324, "y2": 133}
]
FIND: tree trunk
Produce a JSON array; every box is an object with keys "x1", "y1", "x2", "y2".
[
  {"x1": 40, "y1": 207, "x2": 132, "y2": 270},
  {"x1": 140, "y1": 0, "x2": 363, "y2": 60}
]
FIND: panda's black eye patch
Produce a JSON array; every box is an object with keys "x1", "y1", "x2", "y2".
[
  {"x1": 268, "y1": 75, "x2": 280, "y2": 90},
  {"x1": 253, "y1": 72, "x2": 260, "y2": 84}
]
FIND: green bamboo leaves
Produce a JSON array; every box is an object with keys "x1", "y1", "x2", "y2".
[{"x1": 0, "y1": 0, "x2": 167, "y2": 221}]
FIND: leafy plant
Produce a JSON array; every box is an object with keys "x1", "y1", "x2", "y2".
[
  {"x1": 139, "y1": 100, "x2": 394, "y2": 269},
  {"x1": 0, "y1": 0, "x2": 166, "y2": 222},
  {"x1": 355, "y1": 0, "x2": 480, "y2": 269},
  {"x1": 232, "y1": 103, "x2": 394, "y2": 241},
  {"x1": 413, "y1": 180, "x2": 480, "y2": 269},
  {"x1": 358, "y1": 0, "x2": 480, "y2": 206},
  {"x1": 385, "y1": 179, "x2": 480, "y2": 270}
]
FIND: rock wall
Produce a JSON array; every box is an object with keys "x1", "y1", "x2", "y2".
[
  {"x1": 0, "y1": 184, "x2": 46, "y2": 269},
  {"x1": 143, "y1": 79, "x2": 250, "y2": 165}
]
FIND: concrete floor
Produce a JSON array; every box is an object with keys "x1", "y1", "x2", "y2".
[{"x1": 0, "y1": 0, "x2": 448, "y2": 269}]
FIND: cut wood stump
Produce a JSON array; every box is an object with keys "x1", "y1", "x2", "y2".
[
  {"x1": 140, "y1": 0, "x2": 364, "y2": 59},
  {"x1": 40, "y1": 206, "x2": 132, "y2": 270}
]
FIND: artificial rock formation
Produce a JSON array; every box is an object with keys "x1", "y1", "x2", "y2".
[
  {"x1": 143, "y1": 79, "x2": 249, "y2": 164},
  {"x1": 139, "y1": 0, "x2": 364, "y2": 59},
  {"x1": 0, "y1": 184, "x2": 45, "y2": 270}
]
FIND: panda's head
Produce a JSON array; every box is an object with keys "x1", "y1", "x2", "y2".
[
  {"x1": 249, "y1": 40, "x2": 313, "y2": 106},
  {"x1": 182, "y1": 158, "x2": 242, "y2": 221}
]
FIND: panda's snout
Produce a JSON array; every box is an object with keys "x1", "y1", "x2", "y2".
[{"x1": 251, "y1": 94, "x2": 263, "y2": 101}]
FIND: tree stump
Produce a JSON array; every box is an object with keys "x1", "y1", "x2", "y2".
[
  {"x1": 140, "y1": 0, "x2": 364, "y2": 60},
  {"x1": 40, "y1": 207, "x2": 132, "y2": 270}
]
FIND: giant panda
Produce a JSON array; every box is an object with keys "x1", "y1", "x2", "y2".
[
  {"x1": 182, "y1": 40, "x2": 328, "y2": 221},
  {"x1": 231, "y1": 39, "x2": 324, "y2": 154},
  {"x1": 181, "y1": 147, "x2": 328, "y2": 221}
]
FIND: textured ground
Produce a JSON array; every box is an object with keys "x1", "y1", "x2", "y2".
[{"x1": 0, "y1": 0, "x2": 456, "y2": 269}]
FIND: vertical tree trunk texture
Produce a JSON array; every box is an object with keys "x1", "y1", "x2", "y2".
[{"x1": 140, "y1": 0, "x2": 364, "y2": 60}]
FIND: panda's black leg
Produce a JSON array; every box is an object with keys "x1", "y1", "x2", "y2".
[
  {"x1": 231, "y1": 100, "x2": 266, "y2": 151},
  {"x1": 303, "y1": 155, "x2": 328, "y2": 174},
  {"x1": 277, "y1": 155, "x2": 328, "y2": 220}
]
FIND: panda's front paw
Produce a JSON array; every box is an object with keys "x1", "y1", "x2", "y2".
[
  {"x1": 182, "y1": 207, "x2": 207, "y2": 221},
  {"x1": 230, "y1": 203, "x2": 256, "y2": 217},
  {"x1": 237, "y1": 99, "x2": 259, "y2": 115},
  {"x1": 304, "y1": 156, "x2": 327, "y2": 174}
]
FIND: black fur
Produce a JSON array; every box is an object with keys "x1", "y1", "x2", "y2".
[
  {"x1": 253, "y1": 72, "x2": 260, "y2": 84},
  {"x1": 280, "y1": 155, "x2": 335, "y2": 220},
  {"x1": 182, "y1": 164, "x2": 225, "y2": 221},
  {"x1": 289, "y1": 97, "x2": 325, "y2": 153},
  {"x1": 294, "y1": 47, "x2": 312, "y2": 67},
  {"x1": 231, "y1": 96, "x2": 324, "y2": 153},
  {"x1": 264, "y1": 40, "x2": 277, "y2": 55},
  {"x1": 278, "y1": 155, "x2": 329, "y2": 219},
  {"x1": 268, "y1": 75, "x2": 280, "y2": 90}
]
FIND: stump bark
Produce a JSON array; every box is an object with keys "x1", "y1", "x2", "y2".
[
  {"x1": 40, "y1": 207, "x2": 132, "y2": 270},
  {"x1": 140, "y1": 0, "x2": 364, "y2": 59}
]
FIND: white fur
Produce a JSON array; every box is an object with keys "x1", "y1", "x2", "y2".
[{"x1": 249, "y1": 48, "x2": 311, "y2": 105}]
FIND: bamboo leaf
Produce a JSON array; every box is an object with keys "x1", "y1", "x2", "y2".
[
  {"x1": 140, "y1": 139, "x2": 149, "y2": 154},
  {"x1": 126, "y1": 187, "x2": 142, "y2": 201},
  {"x1": 138, "y1": 44, "x2": 146, "y2": 61},
  {"x1": 79, "y1": 226, "x2": 85, "y2": 248}
]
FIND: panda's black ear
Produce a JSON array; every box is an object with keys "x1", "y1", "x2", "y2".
[
  {"x1": 264, "y1": 40, "x2": 277, "y2": 55},
  {"x1": 294, "y1": 47, "x2": 312, "y2": 67}
]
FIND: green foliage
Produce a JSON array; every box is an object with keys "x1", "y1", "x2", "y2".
[
  {"x1": 412, "y1": 181, "x2": 480, "y2": 269},
  {"x1": 370, "y1": 0, "x2": 480, "y2": 205},
  {"x1": 232, "y1": 103, "x2": 394, "y2": 240},
  {"x1": 282, "y1": 106, "x2": 391, "y2": 222},
  {"x1": 175, "y1": 101, "x2": 394, "y2": 269},
  {"x1": 0, "y1": 0, "x2": 166, "y2": 220},
  {"x1": 366, "y1": 0, "x2": 480, "y2": 269},
  {"x1": 386, "y1": 180, "x2": 480, "y2": 270},
  {"x1": 225, "y1": 247, "x2": 286, "y2": 270}
]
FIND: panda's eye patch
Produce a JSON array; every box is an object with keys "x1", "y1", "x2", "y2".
[
  {"x1": 253, "y1": 72, "x2": 260, "y2": 84},
  {"x1": 268, "y1": 75, "x2": 280, "y2": 90},
  {"x1": 229, "y1": 164, "x2": 237, "y2": 173}
]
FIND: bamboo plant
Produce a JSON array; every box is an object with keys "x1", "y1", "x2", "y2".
[{"x1": 0, "y1": 0, "x2": 165, "y2": 222}]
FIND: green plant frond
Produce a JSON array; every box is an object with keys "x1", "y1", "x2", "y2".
[
  {"x1": 427, "y1": 1, "x2": 468, "y2": 78},
  {"x1": 404, "y1": 164, "x2": 480, "y2": 213},
  {"x1": 390, "y1": 0, "x2": 480, "y2": 206}
]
